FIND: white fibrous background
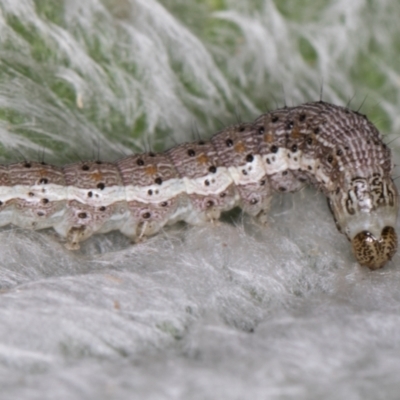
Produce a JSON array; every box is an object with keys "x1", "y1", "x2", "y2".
[{"x1": 1, "y1": 1, "x2": 400, "y2": 399}]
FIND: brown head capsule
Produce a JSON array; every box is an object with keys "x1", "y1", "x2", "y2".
[{"x1": 351, "y1": 226, "x2": 398, "y2": 270}]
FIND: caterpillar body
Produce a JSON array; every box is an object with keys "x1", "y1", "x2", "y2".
[{"x1": 0, "y1": 101, "x2": 397, "y2": 269}]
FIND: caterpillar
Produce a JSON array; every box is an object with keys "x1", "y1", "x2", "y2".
[{"x1": 0, "y1": 101, "x2": 397, "y2": 269}]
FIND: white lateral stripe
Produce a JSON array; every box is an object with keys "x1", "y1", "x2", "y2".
[
  {"x1": 125, "y1": 178, "x2": 186, "y2": 203},
  {"x1": 263, "y1": 148, "x2": 289, "y2": 175},
  {"x1": 67, "y1": 185, "x2": 126, "y2": 206},
  {"x1": 228, "y1": 155, "x2": 266, "y2": 186},
  {"x1": 184, "y1": 167, "x2": 233, "y2": 195}
]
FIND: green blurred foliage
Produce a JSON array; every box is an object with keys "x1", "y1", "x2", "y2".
[{"x1": 0, "y1": 0, "x2": 398, "y2": 160}]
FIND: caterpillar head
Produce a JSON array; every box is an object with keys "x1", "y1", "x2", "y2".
[
  {"x1": 328, "y1": 176, "x2": 398, "y2": 270},
  {"x1": 351, "y1": 226, "x2": 398, "y2": 270}
]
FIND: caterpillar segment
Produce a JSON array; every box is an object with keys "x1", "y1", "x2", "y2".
[
  {"x1": 58, "y1": 161, "x2": 127, "y2": 250},
  {"x1": 167, "y1": 139, "x2": 237, "y2": 225},
  {"x1": 0, "y1": 101, "x2": 397, "y2": 269},
  {"x1": 2, "y1": 162, "x2": 67, "y2": 230},
  {"x1": 210, "y1": 123, "x2": 272, "y2": 221},
  {"x1": 116, "y1": 153, "x2": 185, "y2": 242}
]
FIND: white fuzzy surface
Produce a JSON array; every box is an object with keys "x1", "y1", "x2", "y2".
[{"x1": 1, "y1": 1, "x2": 400, "y2": 399}]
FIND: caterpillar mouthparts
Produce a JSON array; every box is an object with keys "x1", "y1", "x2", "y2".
[
  {"x1": 0, "y1": 101, "x2": 398, "y2": 269},
  {"x1": 352, "y1": 227, "x2": 398, "y2": 270}
]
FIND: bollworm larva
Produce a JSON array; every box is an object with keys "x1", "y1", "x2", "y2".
[{"x1": 0, "y1": 101, "x2": 397, "y2": 269}]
